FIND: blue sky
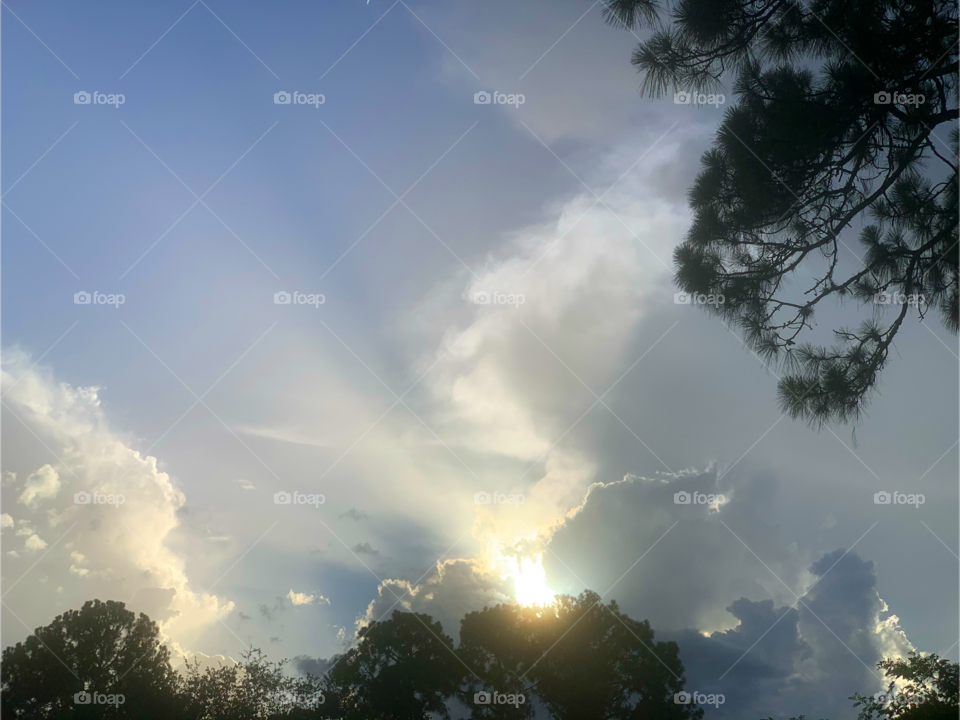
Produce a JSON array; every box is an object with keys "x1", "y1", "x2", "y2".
[{"x1": 3, "y1": 2, "x2": 958, "y2": 718}]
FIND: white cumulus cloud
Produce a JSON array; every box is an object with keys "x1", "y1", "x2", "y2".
[
  {"x1": 17, "y1": 465, "x2": 61, "y2": 508},
  {"x1": 287, "y1": 589, "x2": 329, "y2": 606},
  {"x1": 0, "y1": 349, "x2": 234, "y2": 652}
]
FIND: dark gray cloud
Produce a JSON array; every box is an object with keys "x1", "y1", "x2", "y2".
[
  {"x1": 662, "y1": 550, "x2": 907, "y2": 719},
  {"x1": 351, "y1": 543, "x2": 380, "y2": 557},
  {"x1": 545, "y1": 468, "x2": 806, "y2": 632},
  {"x1": 361, "y1": 558, "x2": 511, "y2": 641},
  {"x1": 258, "y1": 596, "x2": 288, "y2": 622},
  {"x1": 291, "y1": 655, "x2": 332, "y2": 679},
  {"x1": 541, "y1": 470, "x2": 914, "y2": 717}
]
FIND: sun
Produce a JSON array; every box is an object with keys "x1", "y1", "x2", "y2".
[{"x1": 501, "y1": 553, "x2": 555, "y2": 607}]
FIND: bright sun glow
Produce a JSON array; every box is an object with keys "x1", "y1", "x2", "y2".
[{"x1": 501, "y1": 553, "x2": 555, "y2": 607}]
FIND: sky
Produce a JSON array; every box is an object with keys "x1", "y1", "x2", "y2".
[{"x1": 1, "y1": 1, "x2": 957, "y2": 718}]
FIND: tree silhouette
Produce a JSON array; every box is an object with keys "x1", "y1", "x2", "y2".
[
  {"x1": 180, "y1": 648, "x2": 326, "y2": 720},
  {"x1": 322, "y1": 610, "x2": 461, "y2": 720},
  {"x1": 7, "y1": 598, "x2": 948, "y2": 719},
  {"x1": 1, "y1": 599, "x2": 181, "y2": 719},
  {"x1": 603, "y1": 0, "x2": 958, "y2": 424},
  {"x1": 460, "y1": 591, "x2": 701, "y2": 720},
  {"x1": 459, "y1": 603, "x2": 537, "y2": 719},
  {"x1": 851, "y1": 652, "x2": 959, "y2": 720}
]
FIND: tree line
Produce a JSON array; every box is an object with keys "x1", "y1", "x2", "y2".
[{"x1": 2, "y1": 595, "x2": 956, "y2": 719}]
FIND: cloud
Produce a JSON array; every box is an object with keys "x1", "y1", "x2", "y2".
[
  {"x1": 258, "y1": 594, "x2": 297, "y2": 621},
  {"x1": 361, "y1": 558, "x2": 512, "y2": 640},
  {"x1": 235, "y1": 425, "x2": 327, "y2": 448},
  {"x1": 168, "y1": 644, "x2": 237, "y2": 673},
  {"x1": 0, "y1": 349, "x2": 234, "y2": 651},
  {"x1": 351, "y1": 542, "x2": 379, "y2": 557},
  {"x1": 348, "y1": 134, "x2": 699, "y2": 621},
  {"x1": 287, "y1": 589, "x2": 330, "y2": 607},
  {"x1": 339, "y1": 509, "x2": 368, "y2": 521},
  {"x1": 1, "y1": 514, "x2": 13, "y2": 529},
  {"x1": 17, "y1": 465, "x2": 61, "y2": 508},
  {"x1": 339, "y1": 131, "x2": 716, "y2": 638},
  {"x1": 24, "y1": 534, "x2": 47, "y2": 552},
  {"x1": 665, "y1": 551, "x2": 913, "y2": 719},
  {"x1": 235, "y1": 479, "x2": 256, "y2": 491},
  {"x1": 291, "y1": 655, "x2": 331, "y2": 678},
  {"x1": 69, "y1": 551, "x2": 89, "y2": 576},
  {"x1": 545, "y1": 473, "x2": 915, "y2": 718}
]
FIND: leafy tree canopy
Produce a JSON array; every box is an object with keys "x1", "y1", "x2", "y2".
[
  {"x1": 852, "y1": 652, "x2": 960, "y2": 720},
  {"x1": 1, "y1": 599, "x2": 180, "y2": 720},
  {"x1": 459, "y1": 591, "x2": 701, "y2": 720},
  {"x1": 604, "y1": 0, "x2": 958, "y2": 424},
  {"x1": 323, "y1": 610, "x2": 462, "y2": 720}
]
